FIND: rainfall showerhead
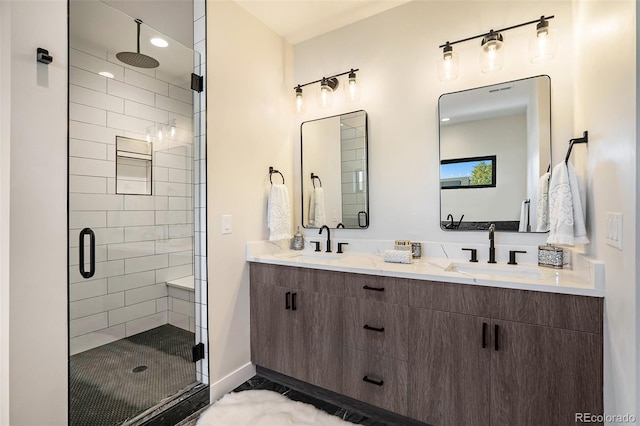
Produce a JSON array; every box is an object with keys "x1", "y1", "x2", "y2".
[{"x1": 116, "y1": 18, "x2": 159, "y2": 69}]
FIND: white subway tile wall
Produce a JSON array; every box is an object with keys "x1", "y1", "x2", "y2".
[
  {"x1": 68, "y1": 37, "x2": 203, "y2": 356},
  {"x1": 340, "y1": 111, "x2": 368, "y2": 227}
]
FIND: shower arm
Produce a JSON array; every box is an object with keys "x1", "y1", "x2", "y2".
[{"x1": 135, "y1": 18, "x2": 142, "y2": 53}]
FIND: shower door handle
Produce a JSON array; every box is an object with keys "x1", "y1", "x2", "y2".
[{"x1": 79, "y1": 228, "x2": 95, "y2": 279}]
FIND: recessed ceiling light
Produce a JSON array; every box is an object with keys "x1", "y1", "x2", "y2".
[
  {"x1": 99, "y1": 71, "x2": 114, "y2": 79},
  {"x1": 441, "y1": 117, "x2": 450, "y2": 122},
  {"x1": 150, "y1": 38, "x2": 168, "y2": 48}
]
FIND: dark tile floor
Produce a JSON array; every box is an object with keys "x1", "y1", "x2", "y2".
[{"x1": 69, "y1": 324, "x2": 198, "y2": 426}]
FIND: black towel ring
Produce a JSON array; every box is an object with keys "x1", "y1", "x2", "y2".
[
  {"x1": 565, "y1": 131, "x2": 589, "y2": 164},
  {"x1": 268, "y1": 166, "x2": 285, "y2": 184},
  {"x1": 311, "y1": 173, "x2": 323, "y2": 188}
]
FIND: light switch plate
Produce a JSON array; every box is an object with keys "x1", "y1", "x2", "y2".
[
  {"x1": 605, "y1": 212, "x2": 623, "y2": 250},
  {"x1": 221, "y1": 214, "x2": 232, "y2": 234}
]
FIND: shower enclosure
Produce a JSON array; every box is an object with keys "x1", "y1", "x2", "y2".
[{"x1": 68, "y1": 1, "x2": 208, "y2": 424}]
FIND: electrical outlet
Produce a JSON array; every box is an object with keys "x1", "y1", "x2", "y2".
[{"x1": 605, "y1": 212, "x2": 623, "y2": 250}]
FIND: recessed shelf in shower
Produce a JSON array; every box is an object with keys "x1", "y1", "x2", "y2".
[{"x1": 116, "y1": 136, "x2": 153, "y2": 195}]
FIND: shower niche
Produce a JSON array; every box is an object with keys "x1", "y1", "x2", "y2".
[{"x1": 116, "y1": 136, "x2": 152, "y2": 195}]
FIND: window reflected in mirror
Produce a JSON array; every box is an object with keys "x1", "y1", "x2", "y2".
[{"x1": 441, "y1": 155, "x2": 496, "y2": 189}]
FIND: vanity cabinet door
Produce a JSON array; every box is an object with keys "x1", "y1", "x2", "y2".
[
  {"x1": 490, "y1": 320, "x2": 603, "y2": 426},
  {"x1": 250, "y1": 281, "x2": 293, "y2": 376},
  {"x1": 291, "y1": 290, "x2": 343, "y2": 393},
  {"x1": 408, "y1": 307, "x2": 490, "y2": 426}
]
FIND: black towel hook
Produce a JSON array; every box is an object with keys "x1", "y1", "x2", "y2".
[
  {"x1": 268, "y1": 166, "x2": 285, "y2": 184},
  {"x1": 311, "y1": 173, "x2": 323, "y2": 188},
  {"x1": 565, "y1": 131, "x2": 588, "y2": 164}
]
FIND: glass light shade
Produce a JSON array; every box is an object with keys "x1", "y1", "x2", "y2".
[
  {"x1": 480, "y1": 33, "x2": 504, "y2": 73},
  {"x1": 344, "y1": 71, "x2": 361, "y2": 101},
  {"x1": 529, "y1": 27, "x2": 557, "y2": 63},
  {"x1": 438, "y1": 50, "x2": 459, "y2": 81},
  {"x1": 295, "y1": 86, "x2": 304, "y2": 113},
  {"x1": 318, "y1": 79, "x2": 333, "y2": 108}
]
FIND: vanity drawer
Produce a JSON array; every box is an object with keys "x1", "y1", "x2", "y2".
[
  {"x1": 342, "y1": 347, "x2": 408, "y2": 416},
  {"x1": 494, "y1": 287, "x2": 603, "y2": 334},
  {"x1": 250, "y1": 263, "x2": 344, "y2": 296},
  {"x1": 344, "y1": 298, "x2": 408, "y2": 361},
  {"x1": 344, "y1": 273, "x2": 408, "y2": 305},
  {"x1": 408, "y1": 279, "x2": 495, "y2": 317}
]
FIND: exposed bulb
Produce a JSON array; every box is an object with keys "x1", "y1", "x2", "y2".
[
  {"x1": 295, "y1": 85, "x2": 304, "y2": 113},
  {"x1": 438, "y1": 42, "x2": 459, "y2": 81},
  {"x1": 480, "y1": 31, "x2": 504, "y2": 73},
  {"x1": 344, "y1": 69, "x2": 361, "y2": 101},
  {"x1": 529, "y1": 17, "x2": 557, "y2": 63},
  {"x1": 318, "y1": 78, "x2": 334, "y2": 108}
]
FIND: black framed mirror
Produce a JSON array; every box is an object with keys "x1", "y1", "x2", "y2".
[{"x1": 439, "y1": 75, "x2": 551, "y2": 232}]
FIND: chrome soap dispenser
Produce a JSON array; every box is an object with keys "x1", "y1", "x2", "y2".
[{"x1": 292, "y1": 226, "x2": 305, "y2": 250}]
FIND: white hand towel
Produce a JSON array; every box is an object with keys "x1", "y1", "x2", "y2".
[
  {"x1": 312, "y1": 187, "x2": 326, "y2": 227},
  {"x1": 383, "y1": 249, "x2": 412, "y2": 264},
  {"x1": 567, "y1": 162, "x2": 589, "y2": 244},
  {"x1": 546, "y1": 162, "x2": 589, "y2": 246},
  {"x1": 536, "y1": 172, "x2": 550, "y2": 232},
  {"x1": 518, "y1": 200, "x2": 530, "y2": 232},
  {"x1": 267, "y1": 184, "x2": 291, "y2": 241},
  {"x1": 308, "y1": 189, "x2": 315, "y2": 226}
]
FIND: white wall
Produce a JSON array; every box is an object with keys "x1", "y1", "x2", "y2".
[
  {"x1": 207, "y1": 1, "x2": 293, "y2": 400},
  {"x1": 0, "y1": 2, "x2": 11, "y2": 424},
  {"x1": 572, "y1": 0, "x2": 637, "y2": 418},
  {"x1": 293, "y1": 0, "x2": 575, "y2": 246},
  {"x1": 5, "y1": 1, "x2": 68, "y2": 424}
]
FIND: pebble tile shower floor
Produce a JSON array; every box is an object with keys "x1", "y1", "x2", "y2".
[{"x1": 70, "y1": 324, "x2": 196, "y2": 426}]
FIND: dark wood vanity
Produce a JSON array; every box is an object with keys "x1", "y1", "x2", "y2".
[{"x1": 250, "y1": 262, "x2": 603, "y2": 426}]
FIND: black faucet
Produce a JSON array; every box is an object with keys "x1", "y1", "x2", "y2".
[
  {"x1": 488, "y1": 223, "x2": 496, "y2": 263},
  {"x1": 319, "y1": 225, "x2": 331, "y2": 253}
]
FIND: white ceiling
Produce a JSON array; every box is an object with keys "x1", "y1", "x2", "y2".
[
  {"x1": 234, "y1": 0, "x2": 412, "y2": 44},
  {"x1": 97, "y1": 0, "x2": 411, "y2": 47}
]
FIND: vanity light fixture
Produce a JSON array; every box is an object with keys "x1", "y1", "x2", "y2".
[
  {"x1": 319, "y1": 77, "x2": 338, "y2": 108},
  {"x1": 438, "y1": 15, "x2": 554, "y2": 79},
  {"x1": 295, "y1": 85, "x2": 304, "y2": 113},
  {"x1": 529, "y1": 16, "x2": 557, "y2": 63},
  {"x1": 293, "y1": 68, "x2": 360, "y2": 112},
  {"x1": 344, "y1": 69, "x2": 361, "y2": 101},
  {"x1": 480, "y1": 30, "x2": 504, "y2": 73},
  {"x1": 438, "y1": 42, "x2": 459, "y2": 81}
]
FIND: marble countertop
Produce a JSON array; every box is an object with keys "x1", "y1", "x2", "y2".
[{"x1": 246, "y1": 240, "x2": 604, "y2": 297}]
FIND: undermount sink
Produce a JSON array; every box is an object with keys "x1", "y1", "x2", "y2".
[
  {"x1": 273, "y1": 251, "x2": 344, "y2": 263},
  {"x1": 445, "y1": 262, "x2": 545, "y2": 280}
]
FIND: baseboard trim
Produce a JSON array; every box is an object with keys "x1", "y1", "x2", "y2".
[{"x1": 209, "y1": 362, "x2": 256, "y2": 402}]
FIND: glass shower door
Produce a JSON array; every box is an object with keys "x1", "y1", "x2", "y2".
[{"x1": 68, "y1": 1, "x2": 204, "y2": 424}]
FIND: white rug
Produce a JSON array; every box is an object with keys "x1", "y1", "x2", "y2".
[{"x1": 195, "y1": 389, "x2": 353, "y2": 426}]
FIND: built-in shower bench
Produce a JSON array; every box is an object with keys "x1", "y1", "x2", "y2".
[{"x1": 165, "y1": 276, "x2": 195, "y2": 332}]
